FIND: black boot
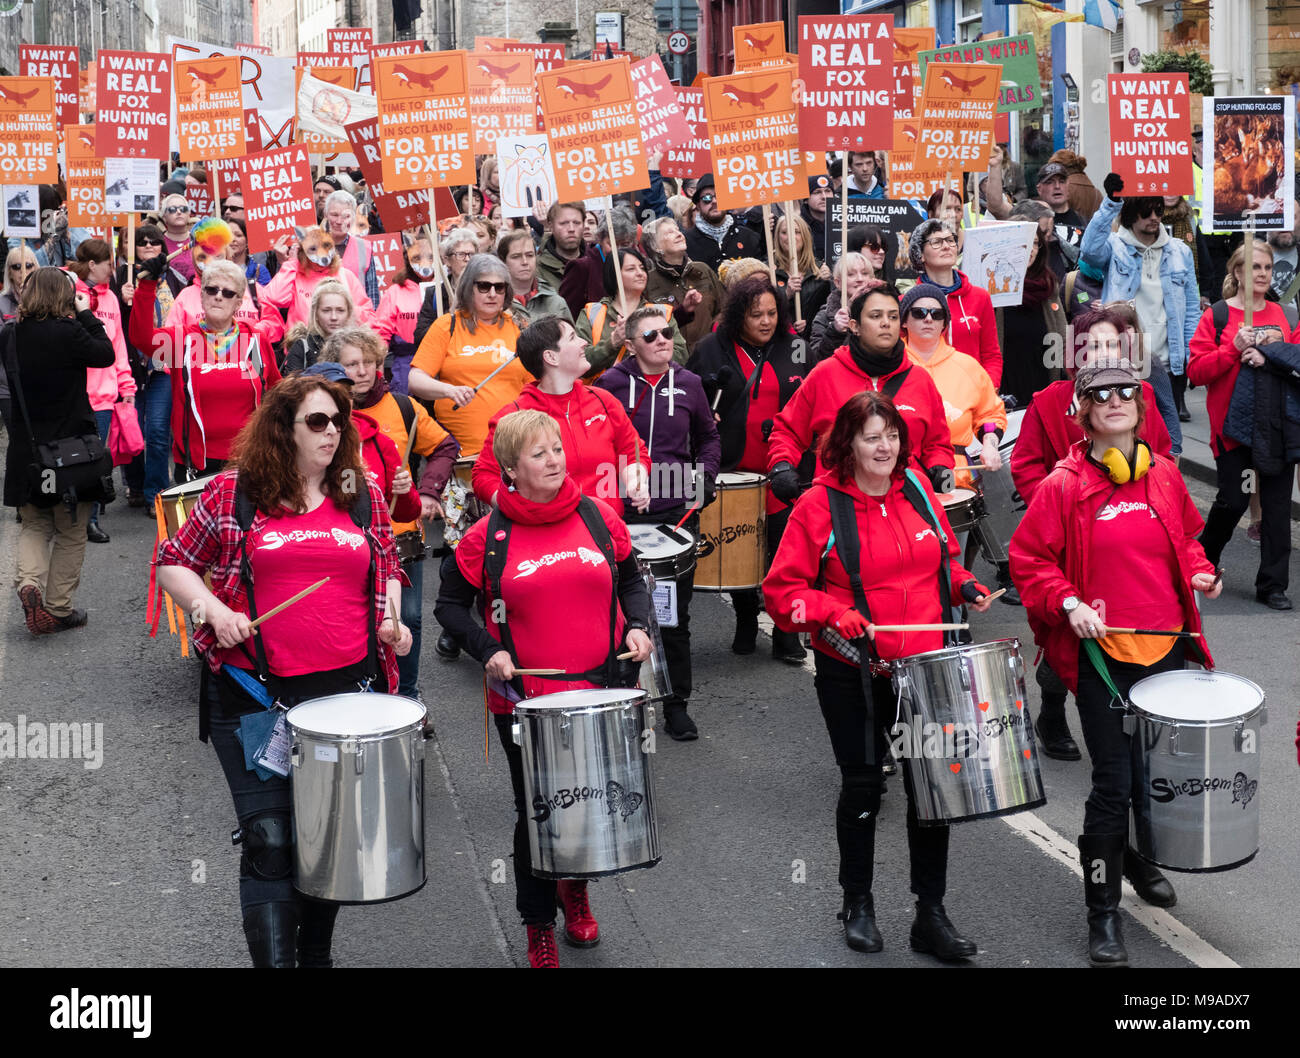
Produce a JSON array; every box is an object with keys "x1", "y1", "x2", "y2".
[
  {"x1": 909, "y1": 902, "x2": 976, "y2": 961},
  {"x1": 771, "y1": 628, "x2": 807, "y2": 664},
  {"x1": 297, "y1": 898, "x2": 340, "y2": 967},
  {"x1": 732, "y1": 592, "x2": 759, "y2": 655},
  {"x1": 1079, "y1": 833, "x2": 1128, "y2": 967},
  {"x1": 435, "y1": 630, "x2": 461, "y2": 660},
  {"x1": 242, "y1": 901, "x2": 300, "y2": 968},
  {"x1": 995, "y1": 565, "x2": 1022, "y2": 606},
  {"x1": 86, "y1": 520, "x2": 110, "y2": 544},
  {"x1": 1123, "y1": 846, "x2": 1176, "y2": 908},
  {"x1": 1034, "y1": 693, "x2": 1081, "y2": 761},
  {"x1": 838, "y1": 893, "x2": 882, "y2": 953}
]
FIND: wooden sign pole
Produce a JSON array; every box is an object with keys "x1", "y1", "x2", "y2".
[
  {"x1": 761, "y1": 203, "x2": 778, "y2": 288},
  {"x1": 1243, "y1": 215, "x2": 1256, "y2": 328},
  {"x1": 783, "y1": 203, "x2": 802, "y2": 323},
  {"x1": 608, "y1": 195, "x2": 628, "y2": 310}
]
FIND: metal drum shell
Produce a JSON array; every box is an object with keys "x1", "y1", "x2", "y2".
[
  {"x1": 1128, "y1": 671, "x2": 1266, "y2": 873},
  {"x1": 891, "y1": 638, "x2": 1046, "y2": 826},
  {"x1": 287, "y1": 694, "x2": 428, "y2": 904},
  {"x1": 628, "y1": 524, "x2": 697, "y2": 582},
  {"x1": 938, "y1": 488, "x2": 983, "y2": 536},
  {"x1": 513, "y1": 688, "x2": 660, "y2": 879},
  {"x1": 694, "y1": 471, "x2": 767, "y2": 592}
]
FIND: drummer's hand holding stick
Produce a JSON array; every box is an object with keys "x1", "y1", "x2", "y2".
[
  {"x1": 623, "y1": 461, "x2": 651, "y2": 512},
  {"x1": 834, "y1": 607, "x2": 873, "y2": 640},
  {"x1": 157, "y1": 566, "x2": 253, "y2": 649},
  {"x1": 1067, "y1": 601, "x2": 1107, "y2": 640},
  {"x1": 1191, "y1": 570, "x2": 1224, "y2": 600},
  {"x1": 485, "y1": 649, "x2": 515, "y2": 682},
  {"x1": 770, "y1": 462, "x2": 802, "y2": 504},
  {"x1": 978, "y1": 433, "x2": 1002, "y2": 473},
  {"x1": 379, "y1": 591, "x2": 413, "y2": 656},
  {"x1": 622, "y1": 628, "x2": 653, "y2": 663}
]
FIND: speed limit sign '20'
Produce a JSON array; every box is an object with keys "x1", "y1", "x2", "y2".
[{"x1": 668, "y1": 30, "x2": 691, "y2": 56}]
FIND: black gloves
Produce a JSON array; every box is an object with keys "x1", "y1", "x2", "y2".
[
  {"x1": 769, "y1": 462, "x2": 802, "y2": 504},
  {"x1": 1103, "y1": 172, "x2": 1124, "y2": 202},
  {"x1": 137, "y1": 253, "x2": 168, "y2": 281},
  {"x1": 701, "y1": 473, "x2": 717, "y2": 508},
  {"x1": 961, "y1": 580, "x2": 986, "y2": 604},
  {"x1": 926, "y1": 464, "x2": 955, "y2": 495}
]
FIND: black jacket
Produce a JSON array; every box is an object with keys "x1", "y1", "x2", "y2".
[
  {"x1": 3, "y1": 312, "x2": 116, "y2": 508},
  {"x1": 1224, "y1": 340, "x2": 1300, "y2": 475},
  {"x1": 684, "y1": 221, "x2": 762, "y2": 273}
]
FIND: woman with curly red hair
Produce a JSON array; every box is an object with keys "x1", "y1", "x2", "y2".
[{"x1": 156, "y1": 373, "x2": 411, "y2": 968}]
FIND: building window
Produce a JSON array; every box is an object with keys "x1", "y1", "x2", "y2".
[
  {"x1": 1161, "y1": 1, "x2": 1211, "y2": 63},
  {"x1": 956, "y1": 0, "x2": 983, "y2": 44}
]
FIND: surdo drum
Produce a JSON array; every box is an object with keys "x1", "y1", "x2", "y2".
[
  {"x1": 1127, "y1": 670, "x2": 1266, "y2": 872},
  {"x1": 891, "y1": 639, "x2": 1046, "y2": 825},
  {"x1": 156, "y1": 474, "x2": 219, "y2": 538},
  {"x1": 512, "y1": 688, "x2": 661, "y2": 879},
  {"x1": 694, "y1": 471, "x2": 767, "y2": 592}
]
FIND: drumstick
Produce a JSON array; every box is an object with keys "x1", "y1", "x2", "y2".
[
  {"x1": 388, "y1": 597, "x2": 401, "y2": 629},
  {"x1": 388, "y1": 423, "x2": 422, "y2": 515},
  {"x1": 1104, "y1": 628, "x2": 1202, "y2": 638},
  {"x1": 975, "y1": 588, "x2": 1006, "y2": 604},
  {"x1": 248, "y1": 577, "x2": 330, "y2": 631},
  {"x1": 711, "y1": 388, "x2": 723, "y2": 411},
  {"x1": 617, "y1": 650, "x2": 638, "y2": 660},
  {"x1": 513, "y1": 668, "x2": 565, "y2": 676},
  {"x1": 673, "y1": 506, "x2": 695, "y2": 531},
  {"x1": 868, "y1": 622, "x2": 968, "y2": 632},
  {"x1": 471, "y1": 354, "x2": 517, "y2": 394}
]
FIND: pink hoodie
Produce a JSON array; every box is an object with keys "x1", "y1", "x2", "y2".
[
  {"x1": 84, "y1": 281, "x2": 136, "y2": 412},
  {"x1": 261, "y1": 259, "x2": 377, "y2": 329},
  {"x1": 375, "y1": 280, "x2": 423, "y2": 346},
  {"x1": 166, "y1": 279, "x2": 287, "y2": 345}
]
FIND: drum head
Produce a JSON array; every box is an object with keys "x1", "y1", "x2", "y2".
[
  {"x1": 287, "y1": 693, "x2": 426, "y2": 737},
  {"x1": 517, "y1": 688, "x2": 647, "y2": 713},
  {"x1": 629, "y1": 525, "x2": 693, "y2": 559},
  {"x1": 939, "y1": 488, "x2": 977, "y2": 505},
  {"x1": 159, "y1": 474, "x2": 218, "y2": 501},
  {"x1": 1129, "y1": 671, "x2": 1264, "y2": 723},
  {"x1": 716, "y1": 471, "x2": 766, "y2": 487}
]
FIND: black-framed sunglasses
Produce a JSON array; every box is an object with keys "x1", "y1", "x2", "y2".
[
  {"x1": 638, "y1": 326, "x2": 674, "y2": 342},
  {"x1": 295, "y1": 411, "x2": 349, "y2": 432},
  {"x1": 1087, "y1": 385, "x2": 1138, "y2": 404},
  {"x1": 137, "y1": 238, "x2": 164, "y2": 247},
  {"x1": 908, "y1": 305, "x2": 946, "y2": 321},
  {"x1": 164, "y1": 205, "x2": 191, "y2": 215},
  {"x1": 474, "y1": 280, "x2": 508, "y2": 295},
  {"x1": 698, "y1": 193, "x2": 717, "y2": 204},
  {"x1": 202, "y1": 284, "x2": 240, "y2": 300}
]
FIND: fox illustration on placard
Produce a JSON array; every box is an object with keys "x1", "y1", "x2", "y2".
[
  {"x1": 502, "y1": 142, "x2": 557, "y2": 212},
  {"x1": 555, "y1": 73, "x2": 613, "y2": 100},
  {"x1": 940, "y1": 69, "x2": 993, "y2": 96},
  {"x1": 393, "y1": 64, "x2": 449, "y2": 91},
  {"x1": 719, "y1": 81, "x2": 778, "y2": 108}
]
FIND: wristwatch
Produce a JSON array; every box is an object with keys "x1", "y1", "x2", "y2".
[{"x1": 1061, "y1": 595, "x2": 1081, "y2": 616}]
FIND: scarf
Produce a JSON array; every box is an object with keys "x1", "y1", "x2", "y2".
[
  {"x1": 198, "y1": 318, "x2": 239, "y2": 360},
  {"x1": 354, "y1": 373, "x2": 389, "y2": 411},
  {"x1": 498, "y1": 475, "x2": 582, "y2": 526},
  {"x1": 693, "y1": 213, "x2": 734, "y2": 246},
  {"x1": 920, "y1": 270, "x2": 962, "y2": 296},
  {"x1": 847, "y1": 333, "x2": 905, "y2": 378},
  {"x1": 1021, "y1": 268, "x2": 1056, "y2": 308}
]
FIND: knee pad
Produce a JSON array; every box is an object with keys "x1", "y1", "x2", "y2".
[
  {"x1": 234, "y1": 811, "x2": 294, "y2": 882},
  {"x1": 838, "y1": 767, "x2": 882, "y2": 824}
]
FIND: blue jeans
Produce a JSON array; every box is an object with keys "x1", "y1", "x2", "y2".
[
  {"x1": 123, "y1": 372, "x2": 173, "y2": 502},
  {"x1": 92, "y1": 409, "x2": 112, "y2": 523},
  {"x1": 1146, "y1": 364, "x2": 1183, "y2": 456},
  {"x1": 397, "y1": 556, "x2": 423, "y2": 698}
]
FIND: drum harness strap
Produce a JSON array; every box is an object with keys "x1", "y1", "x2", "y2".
[
  {"x1": 482, "y1": 495, "x2": 625, "y2": 701},
  {"x1": 821, "y1": 471, "x2": 954, "y2": 766}
]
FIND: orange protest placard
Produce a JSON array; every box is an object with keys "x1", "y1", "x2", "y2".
[
  {"x1": 704, "y1": 65, "x2": 801, "y2": 210},
  {"x1": 913, "y1": 61, "x2": 999, "y2": 182},
  {"x1": 373, "y1": 51, "x2": 474, "y2": 191},
  {"x1": 475, "y1": 37, "x2": 518, "y2": 53},
  {"x1": 468, "y1": 51, "x2": 536, "y2": 154},
  {"x1": 893, "y1": 26, "x2": 935, "y2": 120},
  {"x1": 733, "y1": 23, "x2": 787, "y2": 70},
  {"x1": 537, "y1": 59, "x2": 649, "y2": 200},
  {"x1": 0, "y1": 77, "x2": 59, "y2": 183},
  {"x1": 64, "y1": 124, "x2": 130, "y2": 228},
  {"x1": 176, "y1": 56, "x2": 245, "y2": 160},
  {"x1": 888, "y1": 116, "x2": 944, "y2": 199}
]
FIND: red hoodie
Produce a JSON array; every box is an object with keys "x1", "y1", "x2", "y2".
[
  {"x1": 1011, "y1": 378, "x2": 1173, "y2": 505},
  {"x1": 942, "y1": 272, "x2": 1002, "y2": 388},
  {"x1": 767, "y1": 344, "x2": 955, "y2": 480},
  {"x1": 473, "y1": 382, "x2": 651, "y2": 506},
  {"x1": 455, "y1": 478, "x2": 632, "y2": 713},
  {"x1": 1009, "y1": 442, "x2": 1214, "y2": 694},
  {"x1": 764, "y1": 467, "x2": 985, "y2": 663},
  {"x1": 355, "y1": 411, "x2": 422, "y2": 525}
]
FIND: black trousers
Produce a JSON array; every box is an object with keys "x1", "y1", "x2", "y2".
[
  {"x1": 813, "y1": 652, "x2": 948, "y2": 903},
  {"x1": 626, "y1": 506, "x2": 696, "y2": 706},
  {"x1": 1199, "y1": 444, "x2": 1295, "y2": 595},
  {"x1": 494, "y1": 711, "x2": 559, "y2": 925},
  {"x1": 1074, "y1": 640, "x2": 1185, "y2": 836}
]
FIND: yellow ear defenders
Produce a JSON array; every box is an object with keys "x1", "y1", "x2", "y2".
[{"x1": 1092, "y1": 439, "x2": 1152, "y2": 484}]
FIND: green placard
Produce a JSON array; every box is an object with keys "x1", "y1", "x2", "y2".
[{"x1": 917, "y1": 33, "x2": 1042, "y2": 113}]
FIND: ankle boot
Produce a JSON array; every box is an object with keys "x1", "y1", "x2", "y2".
[
  {"x1": 732, "y1": 592, "x2": 759, "y2": 654},
  {"x1": 838, "y1": 893, "x2": 882, "y2": 953},
  {"x1": 297, "y1": 898, "x2": 340, "y2": 967},
  {"x1": 771, "y1": 628, "x2": 807, "y2": 664},
  {"x1": 242, "y1": 901, "x2": 300, "y2": 968},
  {"x1": 1123, "y1": 846, "x2": 1177, "y2": 908},
  {"x1": 1079, "y1": 833, "x2": 1128, "y2": 967},
  {"x1": 1034, "y1": 693, "x2": 1081, "y2": 761},
  {"x1": 909, "y1": 902, "x2": 977, "y2": 962},
  {"x1": 526, "y1": 921, "x2": 560, "y2": 967},
  {"x1": 556, "y1": 879, "x2": 599, "y2": 947}
]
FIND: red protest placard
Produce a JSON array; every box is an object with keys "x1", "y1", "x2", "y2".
[
  {"x1": 913, "y1": 61, "x2": 999, "y2": 182},
  {"x1": 704, "y1": 65, "x2": 801, "y2": 210},
  {"x1": 371, "y1": 41, "x2": 426, "y2": 59},
  {"x1": 1107, "y1": 72, "x2": 1193, "y2": 196},
  {"x1": 468, "y1": 51, "x2": 536, "y2": 154},
  {"x1": 238, "y1": 144, "x2": 315, "y2": 252},
  {"x1": 661, "y1": 87, "x2": 711, "y2": 179},
  {"x1": 96, "y1": 51, "x2": 172, "y2": 158},
  {"x1": 345, "y1": 116, "x2": 458, "y2": 231},
  {"x1": 893, "y1": 26, "x2": 934, "y2": 121},
  {"x1": 328, "y1": 28, "x2": 373, "y2": 57},
  {"x1": 0, "y1": 77, "x2": 58, "y2": 183},
  {"x1": 186, "y1": 183, "x2": 216, "y2": 217},
  {"x1": 537, "y1": 59, "x2": 649, "y2": 200},
  {"x1": 64, "y1": 124, "x2": 130, "y2": 228},
  {"x1": 733, "y1": 23, "x2": 787, "y2": 70},
  {"x1": 798, "y1": 15, "x2": 895, "y2": 152},
  {"x1": 176, "y1": 56, "x2": 245, "y2": 161},
  {"x1": 373, "y1": 51, "x2": 474, "y2": 192},
  {"x1": 20, "y1": 46, "x2": 80, "y2": 130},
  {"x1": 630, "y1": 56, "x2": 691, "y2": 157},
  {"x1": 366, "y1": 232, "x2": 407, "y2": 285}
]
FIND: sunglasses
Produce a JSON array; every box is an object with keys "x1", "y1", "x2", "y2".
[
  {"x1": 908, "y1": 305, "x2": 946, "y2": 321},
  {"x1": 698, "y1": 193, "x2": 717, "y2": 204},
  {"x1": 638, "y1": 326, "x2": 674, "y2": 342},
  {"x1": 137, "y1": 238, "x2": 163, "y2": 247},
  {"x1": 1087, "y1": 385, "x2": 1138, "y2": 404},
  {"x1": 164, "y1": 205, "x2": 191, "y2": 215},
  {"x1": 8, "y1": 262, "x2": 36, "y2": 271},
  {"x1": 202, "y1": 285, "x2": 240, "y2": 300},
  {"x1": 295, "y1": 411, "x2": 349, "y2": 432},
  {"x1": 474, "y1": 280, "x2": 508, "y2": 295}
]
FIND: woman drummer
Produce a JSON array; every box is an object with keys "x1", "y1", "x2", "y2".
[
  {"x1": 1010, "y1": 360, "x2": 1218, "y2": 968},
  {"x1": 764, "y1": 391, "x2": 992, "y2": 960},
  {"x1": 433, "y1": 409, "x2": 652, "y2": 968},
  {"x1": 155, "y1": 373, "x2": 411, "y2": 968}
]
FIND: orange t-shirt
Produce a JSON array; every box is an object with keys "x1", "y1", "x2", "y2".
[{"x1": 409, "y1": 312, "x2": 531, "y2": 457}]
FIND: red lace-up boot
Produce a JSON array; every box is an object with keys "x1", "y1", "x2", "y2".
[
  {"x1": 526, "y1": 922, "x2": 559, "y2": 968},
  {"x1": 556, "y1": 879, "x2": 600, "y2": 947}
]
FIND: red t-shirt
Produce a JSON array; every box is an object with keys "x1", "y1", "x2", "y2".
[{"x1": 245, "y1": 501, "x2": 373, "y2": 676}]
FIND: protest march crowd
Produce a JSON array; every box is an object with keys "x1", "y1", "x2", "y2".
[{"x1": 1, "y1": 14, "x2": 1295, "y2": 972}]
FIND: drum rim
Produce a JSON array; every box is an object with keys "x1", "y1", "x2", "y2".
[
  {"x1": 158, "y1": 474, "x2": 218, "y2": 498},
  {"x1": 515, "y1": 688, "x2": 648, "y2": 712},
  {"x1": 714, "y1": 471, "x2": 768, "y2": 487},
  {"x1": 531, "y1": 857, "x2": 661, "y2": 880},
  {"x1": 1128, "y1": 670, "x2": 1266, "y2": 725},
  {"x1": 286, "y1": 693, "x2": 427, "y2": 739},
  {"x1": 892, "y1": 637, "x2": 1022, "y2": 670},
  {"x1": 629, "y1": 526, "x2": 696, "y2": 559}
]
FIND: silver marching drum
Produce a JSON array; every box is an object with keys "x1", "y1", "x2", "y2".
[
  {"x1": 1127, "y1": 670, "x2": 1266, "y2": 873},
  {"x1": 892, "y1": 639, "x2": 1046, "y2": 825},
  {"x1": 512, "y1": 688, "x2": 661, "y2": 879},
  {"x1": 286, "y1": 693, "x2": 428, "y2": 903},
  {"x1": 628, "y1": 524, "x2": 690, "y2": 703}
]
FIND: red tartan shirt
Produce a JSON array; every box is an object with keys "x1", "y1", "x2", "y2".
[{"x1": 153, "y1": 470, "x2": 407, "y2": 691}]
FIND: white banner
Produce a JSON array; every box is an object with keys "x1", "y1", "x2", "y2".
[{"x1": 296, "y1": 73, "x2": 378, "y2": 141}]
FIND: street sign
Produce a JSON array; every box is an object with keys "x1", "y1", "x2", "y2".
[{"x1": 668, "y1": 31, "x2": 691, "y2": 56}]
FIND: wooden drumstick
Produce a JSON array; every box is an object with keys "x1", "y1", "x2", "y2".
[
  {"x1": 868, "y1": 622, "x2": 968, "y2": 632},
  {"x1": 249, "y1": 578, "x2": 330, "y2": 631},
  {"x1": 1104, "y1": 628, "x2": 1201, "y2": 638},
  {"x1": 617, "y1": 650, "x2": 639, "y2": 660},
  {"x1": 388, "y1": 597, "x2": 401, "y2": 629},
  {"x1": 975, "y1": 588, "x2": 1006, "y2": 604},
  {"x1": 388, "y1": 423, "x2": 421, "y2": 515},
  {"x1": 513, "y1": 668, "x2": 565, "y2": 676}
]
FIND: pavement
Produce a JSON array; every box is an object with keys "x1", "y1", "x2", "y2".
[{"x1": 0, "y1": 409, "x2": 1297, "y2": 970}]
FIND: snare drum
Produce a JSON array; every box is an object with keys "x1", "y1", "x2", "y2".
[
  {"x1": 694, "y1": 471, "x2": 766, "y2": 592},
  {"x1": 512, "y1": 688, "x2": 661, "y2": 878},
  {"x1": 892, "y1": 639, "x2": 1046, "y2": 825},
  {"x1": 394, "y1": 530, "x2": 428, "y2": 564},
  {"x1": 156, "y1": 474, "x2": 218, "y2": 538},
  {"x1": 938, "y1": 488, "x2": 983, "y2": 536},
  {"x1": 1128, "y1": 671, "x2": 1266, "y2": 873}
]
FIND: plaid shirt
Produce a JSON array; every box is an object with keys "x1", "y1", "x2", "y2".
[{"x1": 154, "y1": 470, "x2": 406, "y2": 690}]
